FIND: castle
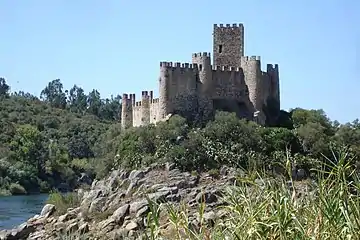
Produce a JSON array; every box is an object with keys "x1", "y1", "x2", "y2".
[{"x1": 121, "y1": 23, "x2": 280, "y2": 128}]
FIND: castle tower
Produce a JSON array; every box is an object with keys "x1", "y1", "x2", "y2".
[
  {"x1": 267, "y1": 64, "x2": 280, "y2": 106},
  {"x1": 213, "y1": 24, "x2": 244, "y2": 68},
  {"x1": 241, "y1": 56, "x2": 263, "y2": 112},
  {"x1": 158, "y1": 62, "x2": 172, "y2": 119},
  {"x1": 192, "y1": 52, "x2": 213, "y2": 118},
  {"x1": 141, "y1": 91, "x2": 151, "y2": 125},
  {"x1": 121, "y1": 94, "x2": 133, "y2": 129},
  {"x1": 191, "y1": 52, "x2": 212, "y2": 92}
]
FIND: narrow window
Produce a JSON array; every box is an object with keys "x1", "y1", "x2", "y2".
[{"x1": 218, "y1": 45, "x2": 223, "y2": 53}]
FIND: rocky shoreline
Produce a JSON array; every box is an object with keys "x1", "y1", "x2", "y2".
[{"x1": 0, "y1": 163, "x2": 310, "y2": 240}]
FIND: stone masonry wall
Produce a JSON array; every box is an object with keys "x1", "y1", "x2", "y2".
[
  {"x1": 159, "y1": 62, "x2": 199, "y2": 119},
  {"x1": 240, "y1": 56, "x2": 263, "y2": 112},
  {"x1": 121, "y1": 94, "x2": 134, "y2": 129},
  {"x1": 211, "y1": 66, "x2": 246, "y2": 100},
  {"x1": 132, "y1": 103, "x2": 142, "y2": 127},
  {"x1": 150, "y1": 99, "x2": 159, "y2": 124},
  {"x1": 213, "y1": 24, "x2": 244, "y2": 68}
]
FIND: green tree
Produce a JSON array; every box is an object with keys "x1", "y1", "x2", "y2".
[
  {"x1": 40, "y1": 79, "x2": 67, "y2": 109},
  {"x1": 67, "y1": 85, "x2": 88, "y2": 113},
  {"x1": 0, "y1": 77, "x2": 10, "y2": 97},
  {"x1": 9, "y1": 125, "x2": 45, "y2": 174},
  {"x1": 87, "y1": 89, "x2": 102, "y2": 116}
]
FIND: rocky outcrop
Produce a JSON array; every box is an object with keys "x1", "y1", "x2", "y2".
[
  {"x1": 0, "y1": 163, "x2": 241, "y2": 240},
  {"x1": 0, "y1": 163, "x2": 310, "y2": 240}
]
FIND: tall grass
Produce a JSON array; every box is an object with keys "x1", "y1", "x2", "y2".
[
  {"x1": 142, "y1": 149, "x2": 360, "y2": 239},
  {"x1": 46, "y1": 190, "x2": 80, "y2": 215}
]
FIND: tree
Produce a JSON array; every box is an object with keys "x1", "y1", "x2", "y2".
[
  {"x1": 9, "y1": 125, "x2": 45, "y2": 174},
  {"x1": 87, "y1": 89, "x2": 102, "y2": 117},
  {"x1": 0, "y1": 77, "x2": 10, "y2": 97},
  {"x1": 99, "y1": 95, "x2": 122, "y2": 121},
  {"x1": 40, "y1": 79, "x2": 67, "y2": 109},
  {"x1": 67, "y1": 85, "x2": 88, "y2": 114}
]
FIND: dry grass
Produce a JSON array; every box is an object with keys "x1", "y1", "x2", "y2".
[{"x1": 142, "y1": 150, "x2": 360, "y2": 240}]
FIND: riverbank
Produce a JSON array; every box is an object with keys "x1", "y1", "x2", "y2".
[
  {"x1": 0, "y1": 194, "x2": 48, "y2": 230},
  {"x1": 2, "y1": 157, "x2": 360, "y2": 239},
  {"x1": 0, "y1": 162, "x2": 316, "y2": 239}
]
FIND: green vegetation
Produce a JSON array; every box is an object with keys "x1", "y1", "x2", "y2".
[
  {"x1": 141, "y1": 151, "x2": 360, "y2": 239},
  {"x1": 46, "y1": 191, "x2": 80, "y2": 215},
  {"x1": 1, "y1": 76, "x2": 360, "y2": 198},
  {"x1": 0, "y1": 78, "x2": 120, "y2": 195},
  {"x1": 53, "y1": 151, "x2": 360, "y2": 239}
]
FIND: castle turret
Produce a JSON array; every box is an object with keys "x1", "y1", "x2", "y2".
[
  {"x1": 192, "y1": 52, "x2": 213, "y2": 118},
  {"x1": 191, "y1": 52, "x2": 212, "y2": 91},
  {"x1": 241, "y1": 56, "x2": 263, "y2": 113},
  {"x1": 158, "y1": 62, "x2": 172, "y2": 119},
  {"x1": 267, "y1": 64, "x2": 280, "y2": 106},
  {"x1": 121, "y1": 93, "x2": 133, "y2": 129},
  {"x1": 141, "y1": 91, "x2": 151, "y2": 125}
]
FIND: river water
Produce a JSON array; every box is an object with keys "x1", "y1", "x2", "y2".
[{"x1": 0, "y1": 194, "x2": 48, "y2": 230}]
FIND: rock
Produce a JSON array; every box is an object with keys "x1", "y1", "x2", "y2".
[
  {"x1": 130, "y1": 200, "x2": 148, "y2": 214},
  {"x1": 78, "y1": 172, "x2": 93, "y2": 186},
  {"x1": 98, "y1": 218, "x2": 115, "y2": 233},
  {"x1": 3, "y1": 164, "x2": 280, "y2": 239},
  {"x1": 165, "y1": 162, "x2": 176, "y2": 171},
  {"x1": 147, "y1": 190, "x2": 170, "y2": 202},
  {"x1": 0, "y1": 230, "x2": 10, "y2": 240},
  {"x1": 136, "y1": 206, "x2": 149, "y2": 218},
  {"x1": 40, "y1": 204, "x2": 56, "y2": 217},
  {"x1": 65, "y1": 222, "x2": 78, "y2": 233},
  {"x1": 8, "y1": 222, "x2": 36, "y2": 240},
  {"x1": 203, "y1": 211, "x2": 217, "y2": 223},
  {"x1": 112, "y1": 228, "x2": 129, "y2": 239},
  {"x1": 78, "y1": 222, "x2": 89, "y2": 234},
  {"x1": 128, "y1": 170, "x2": 145, "y2": 180},
  {"x1": 89, "y1": 197, "x2": 107, "y2": 213},
  {"x1": 195, "y1": 190, "x2": 217, "y2": 204},
  {"x1": 28, "y1": 230, "x2": 46, "y2": 240},
  {"x1": 125, "y1": 221, "x2": 138, "y2": 231},
  {"x1": 125, "y1": 181, "x2": 137, "y2": 196},
  {"x1": 54, "y1": 222, "x2": 67, "y2": 231},
  {"x1": 112, "y1": 204, "x2": 130, "y2": 223}
]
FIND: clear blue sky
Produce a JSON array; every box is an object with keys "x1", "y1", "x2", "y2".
[{"x1": 0, "y1": 1, "x2": 359, "y2": 123}]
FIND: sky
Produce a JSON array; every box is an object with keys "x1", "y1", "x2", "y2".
[{"x1": 0, "y1": 1, "x2": 359, "y2": 123}]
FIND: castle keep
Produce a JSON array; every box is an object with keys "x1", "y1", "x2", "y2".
[{"x1": 121, "y1": 23, "x2": 280, "y2": 128}]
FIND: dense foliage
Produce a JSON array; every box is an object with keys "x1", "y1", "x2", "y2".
[
  {"x1": 1, "y1": 77, "x2": 360, "y2": 196},
  {"x1": 0, "y1": 78, "x2": 120, "y2": 195}
]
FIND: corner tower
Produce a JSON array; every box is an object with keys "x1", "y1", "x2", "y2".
[{"x1": 213, "y1": 23, "x2": 244, "y2": 68}]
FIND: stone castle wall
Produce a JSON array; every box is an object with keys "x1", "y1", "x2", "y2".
[
  {"x1": 213, "y1": 24, "x2": 244, "y2": 67},
  {"x1": 121, "y1": 23, "x2": 280, "y2": 128}
]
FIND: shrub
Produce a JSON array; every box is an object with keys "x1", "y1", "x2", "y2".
[
  {"x1": 9, "y1": 182, "x2": 27, "y2": 195},
  {"x1": 46, "y1": 191, "x2": 80, "y2": 215}
]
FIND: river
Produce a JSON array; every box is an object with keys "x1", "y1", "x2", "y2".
[{"x1": 0, "y1": 194, "x2": 48, "y2": 230}]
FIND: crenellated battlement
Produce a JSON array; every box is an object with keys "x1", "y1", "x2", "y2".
[
  {"x1": 122, "y1": 93, "x2": 129, "y2": 100},
  {"x1": 192, "y1": 52, "x2": 211, "y2": 58},
  {"x1": 214, "y1": 23, "x2": 244, "y2": 29},
  {"x1": 267, "y1": 63, "x2": 279, "y2": 71},
  {"x1": 241, "y1": 56, "x2": 261, "y2": 61},
  {"x1": 122, "y1": 93, "x2": 136, "y2": 102},
  {"x1": 160, "y1": 62, "x2": 199, "y2": 70},
  {"x1": 151, "y1": 98, "x2": 159, "y2": 103},
  {"x1": 211, "y1": 65, "x2": 242, "y2": 72}
]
